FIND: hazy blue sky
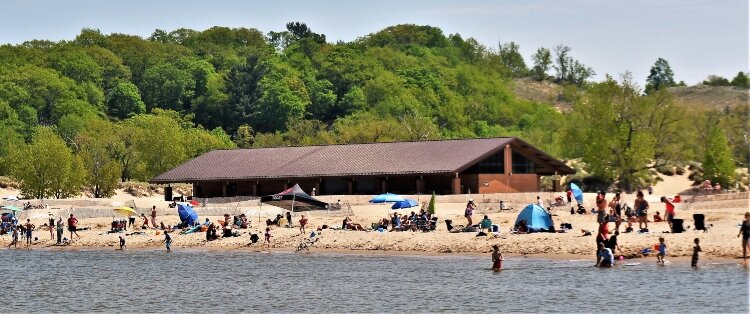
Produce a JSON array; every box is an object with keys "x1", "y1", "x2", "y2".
[{"x1": 1, "y1": 0, "x2": 747, "y2": 85}]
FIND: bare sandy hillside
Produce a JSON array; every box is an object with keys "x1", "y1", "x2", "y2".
[{"x1": 667, "y1": 85, "x2": 748, "y2": 110}]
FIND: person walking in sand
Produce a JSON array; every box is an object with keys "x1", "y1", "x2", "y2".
[
  {"x1": 692, "y1": 238, "x2": 702, "y2": 269},
  {"x1": 465, "y1": 200, "x2": 476, "y2": 227},
  {"x1": 738, "y1": 212, "x2": 750, "y2": 259},
  {"x1": 150, "y1": 206, "x2": 157, "y2": 228},
  {"x1": 491, "y1": 245, "x2": 504, "y2": 270},
  {"x1": 657, "y1": 237, "x2": 667, "y2": 264},
  {"x1": 67, "y1": 214, "x2": 80, "y2": 239},
  {"x1": 163, "y1": 231, "x2": 172, "y2": 252},
  {"x1": 634, "y1": 191, "x2": 649, "y2": 231},
  {"x1": 118, "y1": 235, "x2": 127, "y2": 250},
  {"x1": 299, "y1": 214, "x2": 308, "y2": 234},
  {"x1": 24, "y1": 219, "x2": 35, "y2": 248}
]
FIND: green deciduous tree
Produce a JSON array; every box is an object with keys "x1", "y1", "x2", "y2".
[
  {"x1": 498, "y1": 41, "x2": 527, "y2": 77},
  {"x1": 703, "y1": 126, "x2": 735, "y2": 187},
  {"x1": 9, "y1": 127, "x2": 84, "y2": 199},
  {"x1": 730, "y1": 71, "x2": 749, "y2": 88},
  {"x1": 531, "y1": 47, "x2": 552, "y2": 81},
  {"x1": 106, "y1": 82, "x2": 146, "y2": 119}
]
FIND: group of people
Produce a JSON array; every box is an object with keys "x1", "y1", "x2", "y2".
[
  {"x1": 3, "y1": 213, "x2": 80, "y2": 249},
  {"x1": 381, "y1": 209, "x2": 437, "y2": 232},
  {"x1": 701, "y1": 179, "x2": 723, "y2": 193}
]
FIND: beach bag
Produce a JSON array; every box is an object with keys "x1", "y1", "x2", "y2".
[{"x1": 624, "y1": 205, "x2": 633, "y2": 217}]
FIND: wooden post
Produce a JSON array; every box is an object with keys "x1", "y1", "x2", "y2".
[
  {"x1": 381, "y1": 177, "x2": 388, "y2": 194},
  {"x1": 503, "y1": 144, "x2": 512, "y2": 175},
  {"x1": 222, "y1": 182, "x2": 227, "y2": 197},
  {"x1": 315, "y1": 180, "x2": 321, "y2": 196},
  {"x1": 416, "y1": 176, "x2": 424, "y2": 194},
  {"x1": 251, "y1": 181, "x2": 258, "y2": 197},
  {"x1": 347, "y1": 178, "x2": 354, "y2": 194}
]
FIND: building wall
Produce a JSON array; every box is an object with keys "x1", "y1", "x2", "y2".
[
  {"x1": 460, "y1": 174, "x2": 478, "y2": 194},
  {"x1": 477, "y1": 173, "x2": 539, "y2": 193}
]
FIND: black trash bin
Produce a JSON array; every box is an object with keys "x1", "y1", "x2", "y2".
[
  {"x1": 671, "y1": 219, "x2": 684, "y2": 233},
  {"x1": 693, "y1": 214, "x2": 706, "y2": 231}
]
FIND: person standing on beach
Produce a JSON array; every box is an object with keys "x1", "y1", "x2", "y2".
[
  {"x1": 536, "y1": 195, "x2": 544, "y2": 208},
  {"x1": 67, "y1": 214, "x2": 80, "y2": 239},
  {"x1": 465, "y1": 200, "x2": 476, "y2": 227},
  {"x1": 596, "y1": 191, "x2": 607, "y2": 224},
  {"x1": 299, "y1": 214, "x2": 308, "y2": 234},
  {"x1": 634, "y1": 191, "x2": 649, "y2": 231},
  {"x1": 738, "y1": 212, "x2": 750, "y2": 259},
  {"x1": 150, "y1": 206, "x2": 157, "y2": 228},
  {"x1": 692, "y1": 238, "x2": 702, "y2": 269},
  {"x1": 566, "y1": 189, "x2": 573, "y2": 204},
  {"x1": 609, "y1": 193, "x2": 622, "y2": 233},
  {"x1": 163, "y1": 231, "x2": 172, "y2": 252},
  {"x1": 8, "y1": 225, "x2": 18, "y2": 249},
  {"x1": 264, "y1": 227, "x2": 272, "y2": 247},
  {"x1": 491, "y1": 245, "x2": 504, "y2": 270},
  {"x1": 48, "y1": 213, "x2": 55, "y2": 240},
  {"x1": 24, "y1": 219, "x2": 34, "y2": 248},
  {"x1": 128, "y1": 214, "x2": 136, "y2": 229},
  {"x1": 286, "y1": 211, "x2": 292, "y2": 228},
  {"x1": 56, "y1": 217, "x2": 64, "y2": 244},
  {"x1": 661, "y1": 196, "x2": 676, "y2": 231}
]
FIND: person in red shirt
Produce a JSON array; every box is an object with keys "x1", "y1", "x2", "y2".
[
  {"x1": 67, "y1": 214, "x2": 80, "y2": 239},
  {"x1": 661, "y1": 196, "x2": 676, "y2": 231},
  {"x1": 566, "y1": 189, "x2": 573, "y2": 204}
]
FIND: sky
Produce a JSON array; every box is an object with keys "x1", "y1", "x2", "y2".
[{"x1": 0, "y1": 0, "x2": 747, "y2": 85}]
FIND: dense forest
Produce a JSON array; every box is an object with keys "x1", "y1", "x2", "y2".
[{"x1": 0, "y1": 23, "x2": 746, "y2": 198}]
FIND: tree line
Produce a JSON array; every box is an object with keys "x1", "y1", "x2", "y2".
[{"x1": 0, "y1": 23, "x2": 745, "y2": 197}]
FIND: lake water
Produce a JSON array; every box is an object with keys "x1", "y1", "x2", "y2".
[{"x1": 2, "y1": 249, "x2": 748, "y2": 313}]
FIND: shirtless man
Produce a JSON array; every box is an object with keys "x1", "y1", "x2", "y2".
[
  {"x1": 24, "y1": 219, "x2": 35, "y2": 248},
  {"x1": 491, "y1": 245, "x2": 504, "y2": 270},
  {"x1": 150, "y1": 206, "x2": 157, "y2": 228}
]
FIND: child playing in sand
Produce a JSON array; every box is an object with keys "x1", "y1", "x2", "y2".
[
  {"x1": 657, "y1": 237, "x2": 667, "y2": 263},
  {"x1": 491, "y1": 245, "x2": 504, "y2": 270},
  {"x1": 692, "y1": 238, "x2": 702, "y2": 269},
  {"x1": 118, "y1": 235, "x2": 126, "y2": 250}
]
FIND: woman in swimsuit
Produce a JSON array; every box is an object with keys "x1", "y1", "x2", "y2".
[{"x1": 491, "y1": 245, "x2": 504, "y2": 270}]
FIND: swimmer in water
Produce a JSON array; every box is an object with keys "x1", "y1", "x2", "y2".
[{"x1": 491, "y1": 245, "x2": 504, "y2": 270}]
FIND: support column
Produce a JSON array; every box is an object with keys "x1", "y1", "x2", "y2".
[
  {"x1": 503, "y1": 144, "x2": 512, "y2": 175},
  {"x1": 283, "y1": 181, "x2": 288, "y2": 190},
  {"x1": 222, "y1": 182, "x2": 227, "y2": 197},
  {"x1": 315, "y1": 180, "x2": 321, "y2": 196},
  {"x1": 416, "y1": 176, "x2": 425, "y2": 194},
  {"x1": 346, "y1": 178, "x2": 354, "y2": 194},
  {"x1": 451, "y1": 174, "x2": 461, "y2": 194},
  {"x1": 381, "y1": 177, "x2": 388, "y2": 194},
  {"x1": 251, "y1": 181, "x2": 258, "y2": 197}
]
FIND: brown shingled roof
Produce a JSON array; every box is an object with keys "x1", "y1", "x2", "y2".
[{"x1": 151, "y1": 137, "x2": 573, "y2": 183}]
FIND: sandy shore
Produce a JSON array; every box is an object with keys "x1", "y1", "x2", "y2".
[{"x1": 2, "y1": 198, "x2": 748, "y2": 261}]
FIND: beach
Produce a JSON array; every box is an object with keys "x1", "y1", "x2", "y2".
[{"x1": 2, "y1": 186, "x2": 747, "y2": 262}]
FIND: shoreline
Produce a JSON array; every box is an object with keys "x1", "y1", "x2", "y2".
[{"x1": 7, "y1": 240, "x2": 745, "y2": 265}]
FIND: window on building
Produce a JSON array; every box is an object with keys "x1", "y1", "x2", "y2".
[
  {"x1": 512, "y1": 151, "x2": 535, "y2": 173},
  {"x1": 464, "y1": 151, "x2": 505, "y2": 174}
]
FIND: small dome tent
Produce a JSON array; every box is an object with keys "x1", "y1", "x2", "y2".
[{"x1": 514, "y1": 204, "x2": 554, "y2": 232}]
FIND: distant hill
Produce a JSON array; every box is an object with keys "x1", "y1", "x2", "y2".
[
  {"x1": 667, "y1": 85, "x2": 749, "y2": 110},
  {"x1": 513, "y1": 78, "x2": 749, "y2": 112}
]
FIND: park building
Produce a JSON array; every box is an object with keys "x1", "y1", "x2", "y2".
[{"x1": 151, "y1": 137, "x2": 574, "y2": 198}]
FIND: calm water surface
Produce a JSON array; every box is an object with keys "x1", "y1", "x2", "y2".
[{"x1": 2, "y1": 249, "x2": 748, "y2": 313}]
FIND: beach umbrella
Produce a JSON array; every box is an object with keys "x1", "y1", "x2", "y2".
[
  {"x1": 113, "y1": 207, "x2": 137, "y2": 217},
  {"x1": 427, "y1": 192, "x2": 436, "y2": 215},
  {"x1": 570, "y1": 183, "x2": 583, "y2": 204},
  {"x1": 370, "y1": 193, "x2": 405, "y2": 203},
  {"x1": 2, "y1": 195, "x2": 18, "y2": 201},
  {"x1": 391, "y1": 199, "x2": 418, "y2": 209},
  {"x1": 1, "y1": 205, "x2": 21, "y2": 212}
]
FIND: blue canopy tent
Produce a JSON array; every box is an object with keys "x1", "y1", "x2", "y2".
[
  {"x1": 515, "y1": 204, "x2": 554, "y2": 232},
  {"x1": 391, "y1": 199, "x2": 418, "y2": 209},
  {"x1": 371, "y1": 193, "x2": 405, "y2": 203},
  {"x1": 177, "y1": 203, "x2": 199, "y2": 226},
  {"x1": 570, "y1": 183, "x2": 584, "y2": 204}
]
